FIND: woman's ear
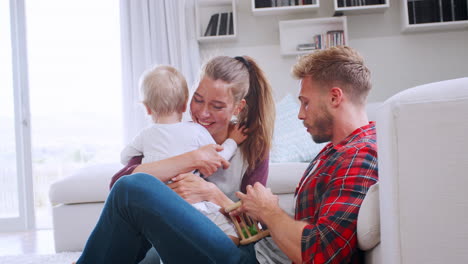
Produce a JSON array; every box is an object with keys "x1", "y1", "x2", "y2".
[{"x1": 234, "y1": 99, "x2": 246, "y2": 115}]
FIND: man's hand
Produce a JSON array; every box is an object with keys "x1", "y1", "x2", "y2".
[
  {"x1": 192, "y1": 144, "x2": 230, "y2": 177},
  {"x1": 231, "y1": 182, "x2": 280, "y2": 224},
  {"x1": 233, "y1": 182, "x2": 306, "y2": 263}
]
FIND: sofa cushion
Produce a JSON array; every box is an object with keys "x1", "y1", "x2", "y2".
[
  {"x1": 270, "y1": 94, "x2": 326, "y2": 163},
  {"x1": 267, "y1": 162, "x2": 308, "y2": 194},
  {"x1": 357, "y1": 182, "x2": 380, "y2": 250},
  {"x1": 49, "y1": 163, "x2": 122, "y2": 204}
]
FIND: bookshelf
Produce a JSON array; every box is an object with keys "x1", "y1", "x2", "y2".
[
  {"x1": 196, "y1": 0, "x2": 237, "y2": 42},
  {"x1": 251, "y1": 0, "x2": 319, "y2": 16},
  {"x1": 279, "y1": 16, "x2": 348, "y2": 56},
  {"x1": 334, "y1": 0, "x2": 389, "y2": 15},
  {"x1": 401, "y1": 0, "x2": 468, "y2": 32}
]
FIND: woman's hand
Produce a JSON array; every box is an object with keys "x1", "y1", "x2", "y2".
[
  {"x1": 192, "y1": 144, "x2": 230, "y2": 177},
  {"x1": 168, "y1": 173, "x2": 217, "y2": 204}
]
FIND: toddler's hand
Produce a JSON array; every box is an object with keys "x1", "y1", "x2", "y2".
[{"x1": 229, "y1": 124, "x2": 248, "y2": 145}]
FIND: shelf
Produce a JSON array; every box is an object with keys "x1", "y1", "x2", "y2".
[
  {"x1": 196, "y1": 0, "x2": 237, "y2": 43},
  {"x1": 251, "y1": 0, "x2": 319, "y2": 16},
  {"x1": 279, "y1": 16, "x2": 348, "y2": 56},
  {"x1": 334, "y1": 0, "x2": 389, "y2": 15},
  {"x1": 401, "y1": 0, "x2": 468, "y2": 32}
]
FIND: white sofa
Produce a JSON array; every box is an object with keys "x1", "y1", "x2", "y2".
[
  {"x1": 376, "y1": 77, "x2": 468, "y2": 264},
  {"x1": 49, "y1": 162, "x2": 308, "y2": 251}
]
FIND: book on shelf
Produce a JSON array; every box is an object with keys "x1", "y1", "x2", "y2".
[
  {"x1": 204, "y1": 13, "x2": 219, "y2": 36},
  {"x1": 337, "y1": 0, "x2": 384, "y2": 8},
  {"x1": 296, "y1": 43, "x2": 317, "y2": 51},
  {"x1": 218, "y1": 13, "x2": 228, "y2": 35},
  {"x1": 454, "y1": 0, "x2": 468, "y2": 21},
  {"x1": 312, "y1": 30, "x2": 344, "y2": 50},
  {"x1": 228, "y1": 12, "x2": 234, "y2": 35},
  {"x1": 441, "y1": 0, "x2": 454, "y2": 22},
  {"x1": 255, "y1": 0, "x2": 315, "y2": 8},
  {"x1": 203, "y1": 12, "x2": 233, "y2": 37},
  {"x1": 255, "y1": 0, "x2": 271, "y2": 8},
  {"x1": 407, "y1": 0, "x2": 468, "y2": 25}
]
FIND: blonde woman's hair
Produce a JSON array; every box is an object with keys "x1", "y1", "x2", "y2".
[
  {"x1": 292, "y1": 46, "x2": 371, "y2": 105},
  {"x1": 140, "y1": 65, "x2": 188, "y2": 115},
  {"x1": 201, "y1": 56, "x2": 275, "y2": 170}
]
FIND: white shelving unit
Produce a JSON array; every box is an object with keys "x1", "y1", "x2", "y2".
[
  {"x1": 196, "y1": 0, "x2": 237, "y2": 42},
  {"x1": 401, "y1": 0, "x2": 468, "y2": 32},
  {"x1": 334, "y1": 0, "x2": 389, "y2": 15},
  {"x1": 279, "y1": 16, "x2": 348, "y2": 56},
  {"x1": 251, "y1": 0, "x2": 319, "y2": 16}
]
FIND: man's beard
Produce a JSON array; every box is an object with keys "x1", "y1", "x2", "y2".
[{"x1": 308, "y1": 105, "x2": 333, "y2": 144}]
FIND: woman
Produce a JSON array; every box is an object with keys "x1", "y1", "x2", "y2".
[{"x1": 76, "y1": 56, "x2": 275, "y2": 264}]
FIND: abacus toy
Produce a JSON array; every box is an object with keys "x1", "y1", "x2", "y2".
[{"x1": 224, "y1": 201, "x2": 270, "y2": 245}]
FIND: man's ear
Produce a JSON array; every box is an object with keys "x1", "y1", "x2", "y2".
[
  {"x1": 144, "y1": 103, "x2": 152, "y2": 115},
  {"x1": 234, "y1": 99, "x2": 246, "y2": 115},
  {"x1": 329, "y1": 87, "x2": 343, "y2": 107}
]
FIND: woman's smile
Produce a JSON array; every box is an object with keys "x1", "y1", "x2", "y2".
[{"x1": 197, "y1": 119, "x2": 215, "y2": 127}]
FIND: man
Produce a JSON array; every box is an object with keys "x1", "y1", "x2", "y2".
[{"x1": 233, "y1": 46, "x2": 378, "y2": 263}]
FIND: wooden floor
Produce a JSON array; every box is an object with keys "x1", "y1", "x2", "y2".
[{"x1": 0, "y1": 229, "x2": 55, "y2": 256}]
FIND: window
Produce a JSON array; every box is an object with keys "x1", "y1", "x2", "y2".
[
  {"x1": 24, "y1": 0, "x2": 123, "y2": 228},
  {"x1": 0, "y1": 0, "x2": 19, "y2": 219}
]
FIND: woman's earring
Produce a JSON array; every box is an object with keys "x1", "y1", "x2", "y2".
[{"x1": 231, "y1": 115, "x2": 238, "y2": 123}]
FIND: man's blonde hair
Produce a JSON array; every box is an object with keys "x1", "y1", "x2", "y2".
[
  {"x1": 292, "y1": 46, "x2": 371, "y2": 105},
  {"x1": 140, "y1": 65, "x2": 188, "y2": 115}
]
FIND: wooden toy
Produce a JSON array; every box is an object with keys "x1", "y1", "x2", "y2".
[{"x1": 224, "y1": 201, "x2": 270, "y2": 245}]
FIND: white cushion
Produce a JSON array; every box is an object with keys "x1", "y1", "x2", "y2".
[
  {"x1": 267, "y1": 162, "x2": 308, "y2": 194},
  {"x1": 357, "y1": 182, "x2": 380, "y2": 250},
  {"x1": 270, "y1": 94, "x2": 326, "y2": 163},
  {"x1": 49, "y1": 163, "x2": 121, "y2": 204}
]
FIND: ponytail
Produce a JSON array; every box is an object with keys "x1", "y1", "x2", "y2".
[{"x1": 237, "y1": 56, "x2": 275, "y2": 170}]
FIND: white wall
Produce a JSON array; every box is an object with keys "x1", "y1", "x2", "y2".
[{"x1": 199, "y1": 0, "x2": 468, "y2": 102}]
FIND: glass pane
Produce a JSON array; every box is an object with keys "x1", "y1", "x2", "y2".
[
  {"x1": 25, "y1": 0, "x2": 122, "y2": 228},
  {"x1": 0, "y1": 0, "x2": 20, "y2": 218}
]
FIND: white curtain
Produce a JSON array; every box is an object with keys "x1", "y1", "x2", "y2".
[{"x1": 120, "y1": 0, "x2": 200, "y2": 143}]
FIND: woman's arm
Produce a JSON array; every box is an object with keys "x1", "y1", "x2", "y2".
[
  {"x1": 109, "y1": 144, "x2": 230, "y2": 189},
  {"x1": 240, "y1": 154, "x2": 269, "y2": 193},
  {"x1": 109, "y1": 156, "x2": 143, "y2": 189},
  {"x1": 169, "y1": 155, "x2": 270, "y2": 209}
]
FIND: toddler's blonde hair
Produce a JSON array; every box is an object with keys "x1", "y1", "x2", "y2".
[{"x1": 140, "y1": 65, "x2": 188, "y2": 115}]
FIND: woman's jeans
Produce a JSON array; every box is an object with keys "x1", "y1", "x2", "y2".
[{"x1": 76, "y1": 173, "x2": 257, "y2": 264}]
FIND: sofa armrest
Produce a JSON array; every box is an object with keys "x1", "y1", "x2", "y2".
[{"x1": 49, "y1": 163, "x2": 122, "y2": 205}]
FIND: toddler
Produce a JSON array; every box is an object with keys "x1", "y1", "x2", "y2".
[{"x1": 121, "y1": 65, "x2": 246, "y2": 245}]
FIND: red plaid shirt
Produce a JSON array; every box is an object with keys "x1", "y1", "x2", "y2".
[{"x1": 294, "y1": 122, "x2": 378, "y2": 264}]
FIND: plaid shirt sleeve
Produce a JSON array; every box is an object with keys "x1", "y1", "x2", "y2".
[{"x1": 300, "y1": 144, "x2": 378, "y2": 263}]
